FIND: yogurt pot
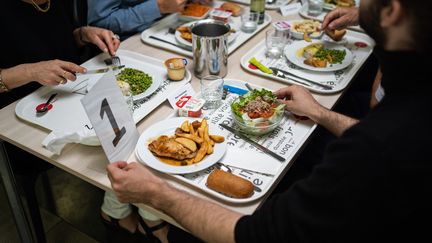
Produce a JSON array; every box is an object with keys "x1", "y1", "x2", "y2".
[
  {"x1": 165, "y1": 58, "x2": 188, "y2": 81},
  {"x1": 209, "y1": 9, "x2": 233, "y2": 23}
]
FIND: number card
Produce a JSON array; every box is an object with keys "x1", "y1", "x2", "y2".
[{"x1": 81, "y1": 72, "x2": 139, "y2": 163}]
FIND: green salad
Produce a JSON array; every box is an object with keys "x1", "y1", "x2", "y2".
[
  {"x1": 116, "y1": 68, "x2": 153, "y2": 95},
  {"x1": 231, "y1": 89, "x2": 285, "y2": 127}
]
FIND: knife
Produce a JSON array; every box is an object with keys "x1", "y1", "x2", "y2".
[
  {"x1": 81, "y1": 65, "x2": 125, "y2": 75},
  {"x1": 149, "y1": 36, "x2": 190, "y2": 50},
  {"x1": 219, "y1": 123, "x2": 286, "y2": 162},
  {"x1": 269, "y1": 67, "x2": 333, "y2": 90}
]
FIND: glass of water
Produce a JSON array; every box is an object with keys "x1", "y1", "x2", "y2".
[
  {"x1": 308, "y1": 0, "x2": 324, "y2": 16},
  {"x1": 200, "y1": 75, "x2": 224, "y2": 109},
  {"x1": 265, "y1": 29, "x2": 288, "y2": 59},
  {"x1": 241, "y1": 12, "x2": 259, "y2": 33}
]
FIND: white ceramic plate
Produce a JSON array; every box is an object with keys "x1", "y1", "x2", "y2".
[
  {"x1": 87, "y1": 66, "x2": 164, "y2": 101},
  {"x1": 323, "y1": 0, "x2": 359, "y2": 11},
  {"x1": 135, "y1": 117, "x2": 227, "y2": 174},
  {"x1": 175, "y1": 21, "x2": 239, "y2": 49},
  {"x1": 285, "y1": 41, "x2": 354, "y2": 72}
]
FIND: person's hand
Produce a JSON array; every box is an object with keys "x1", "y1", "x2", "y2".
[
  {"x1": 274, "y1": 85, "x2": 324, "y2": 121},
  {"x1": 157, "y1": 0, "x2": 187, "y2": 14},
  {"x1": 26, "y1": 60, "x2": 86, "y2": 86},
  {"x1": 107, "y1": 161, "x2": 167, "y2": 204},
  {"x1": 321, "y1": 7, "x2": 359, "y2": 31},
  {"x1": 79, "y1": 26, "x2": 121, "y2": 56}
]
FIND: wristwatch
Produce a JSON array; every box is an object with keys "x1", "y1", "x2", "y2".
[{"x1": 0, "y1": 69, "x2": 10, "y2": 92}]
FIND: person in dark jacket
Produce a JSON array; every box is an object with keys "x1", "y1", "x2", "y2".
[{"x1": 106, "y1": 0, "x2": 432, "y2": 242}]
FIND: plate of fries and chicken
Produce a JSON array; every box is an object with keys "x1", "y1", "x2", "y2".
[{"x1": 135, "y1": 118, "x2": 227, "y2": 174}]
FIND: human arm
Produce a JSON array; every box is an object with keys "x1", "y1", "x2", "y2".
[
  {"x1": 72, "y1": 26, "x2": 120, "y2": 56},
  {"x1": 321, "y1": 7, "x2": 359, "y2": 30},
  {"x1": 0, "y1": 60, "x2": 86, "y2": 91},
  {"x1": 274, "y1": 85, "x2": 358, "y2": 137},
  {"x1": 87, "y1": 0, "x2": 185, "y2": 38},
  {"x1": 107, "y1": 162, "x2": 242, "y2": 243}
]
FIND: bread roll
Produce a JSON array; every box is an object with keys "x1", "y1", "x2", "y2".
[
  {"x1": 325, "y1": 28, "x2": 347, "y2": 41},
  {"x1": 220, "y1": 2, "x2": 243, "y2": 17},
  {"x1": 207, "y1": 169, "x2": 254, "y2": 198}
]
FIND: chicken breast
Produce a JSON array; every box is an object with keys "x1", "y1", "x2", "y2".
[{"x1": 148, "y1": 136, "x2": 197, "y2": 160}]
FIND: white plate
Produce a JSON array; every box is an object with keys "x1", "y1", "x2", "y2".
[
  {"x1": 323, "y1": 0, "x2": 359, "y2": 11},
  {"x1": 175, "y1": 21, "x2": 239, "y2": 49},
  {"x1": 135, "y1": 117, "x2": 227, "y2": 174},
  {"x1": 285, "y1": 41, "x2": 354, "y2": 72},
  {"x1": 87, "y1": 66, "x2": 164, "y2": 101}
]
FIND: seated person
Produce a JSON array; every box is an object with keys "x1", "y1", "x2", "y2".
[
  {"x1": 106, "y1": 0, "x2": 432, "y2": 242},
  {"x1": 0, "y1": 0, "x2": 119, "y2": 240},
  {"x1": 88, "y1": 0, "x2": 194, "y2": 40}
]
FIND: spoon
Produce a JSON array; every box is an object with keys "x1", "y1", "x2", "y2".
[
  {"x1": 36, "y1": 93, "x2": 57, "y2": 113},
  {"x1": 218, "y1": 163, "x2": 262, "y2": 192}
]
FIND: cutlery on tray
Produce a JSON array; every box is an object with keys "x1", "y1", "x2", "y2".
[
  {"x1": 79, "y1": 65, "x2": 125, "y2": 75},
  {"x1": 219, "y1": 123, "x2": 286, "y2": 162},
  {"x1": 36, "y1": 93, "x2": 57, "y2": 113},
  {"x1": 149, "y1": 36, "x2": 190, "y2": 50},
  {"x1": 217, "y1": 163, "x2": 262, "y2": 192},
  {"x1": 269, "y1": 67, "x2": 334, "y2": 90}
]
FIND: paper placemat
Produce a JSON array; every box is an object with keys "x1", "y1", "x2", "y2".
[
  {"x1": 139, "y1": 79, "x2": 317, "y2": 203},
  {"x1": 240, "y1": 30, "x2": 374, "y2": 93}
]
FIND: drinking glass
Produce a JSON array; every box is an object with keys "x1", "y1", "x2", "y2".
[
  {"x1": 308, "y1": 0, "x2": 324, "y2": 16},
  {"x1": 241, "y1": 12, "x2": 259, "y2": 33},
  {"x1": 265, "y1": 29, "x2": 288, "y2": 59},
  {"x1": 200, "y1": 75, "x2": 224, "y2": 109}
]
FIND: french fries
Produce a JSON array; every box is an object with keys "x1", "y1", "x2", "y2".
[{"x1": 164, "y1": 119, "x2": 225, "y2": 165}]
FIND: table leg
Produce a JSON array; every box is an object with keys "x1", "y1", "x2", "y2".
[{"x1": 0, "y1": 140, "x2": 35, "y2": 243}]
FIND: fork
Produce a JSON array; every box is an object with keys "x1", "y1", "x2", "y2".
[{"x1": 104, "y1": 56, "x2": 122, "y2": 66}]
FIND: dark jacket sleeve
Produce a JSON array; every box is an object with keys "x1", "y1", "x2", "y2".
[{"x1": 235, "y1": 124, "x2": 395, "y2": 243}]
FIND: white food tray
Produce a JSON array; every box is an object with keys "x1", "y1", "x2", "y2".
[
  {"x1": 226, "y1": 0, "x2": 294, "y2": 10},
  {"x1": 298, "y1": 3, "x2": 363, "y2": 32},
  {"x1": 138, "y1": 78, "x2": 317, "y2": 204},
  {"x1": 141, "y1": 1, "x2": 271, "y2": 58},
  {"x1": 15, "y1": 50, "x2": 191, "y2": 133},
  {"x1": 240, "y1": 30, "x2": 374, "y2": 93}
]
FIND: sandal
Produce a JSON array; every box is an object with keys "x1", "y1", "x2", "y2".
[
  {"x1": 137, "y1": 216, "x2": 169, "y2": 243},
  {"x1": 100, "y1": 213, "x2": 142, "y2": 243}
]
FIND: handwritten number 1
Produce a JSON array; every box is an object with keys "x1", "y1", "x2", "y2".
[{"x1": 100, "y1": 98, "x2": 126, "y2": 147}]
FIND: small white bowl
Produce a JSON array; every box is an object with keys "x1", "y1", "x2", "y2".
[{"x1": 289, "y1": 19, "x2": 323, "y2": 40}]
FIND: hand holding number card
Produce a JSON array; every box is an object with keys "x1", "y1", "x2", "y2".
[{"x1": 81, "y1": 72, "x2": 139, "y2": 163}]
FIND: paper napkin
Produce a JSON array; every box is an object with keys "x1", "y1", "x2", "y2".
[{"x1": 42, "y1": 129, "x2": 100, "y2": 155}]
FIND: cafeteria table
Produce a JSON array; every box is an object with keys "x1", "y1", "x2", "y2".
[{"x1": 0, "y1": 8, "x2": 357, "y2": 242}]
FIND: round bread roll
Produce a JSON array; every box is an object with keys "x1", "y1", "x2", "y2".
[
  {"x1": 207, "y1": 169, "x2": 254, "y2": 198},
  {"x1": 220, "y1": 2, "x2": 243, "y2": 17}
]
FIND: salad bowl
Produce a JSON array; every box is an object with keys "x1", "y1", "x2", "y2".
[{"x1": 231, "y1": 89, "x2": 285, "y2": 135}]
